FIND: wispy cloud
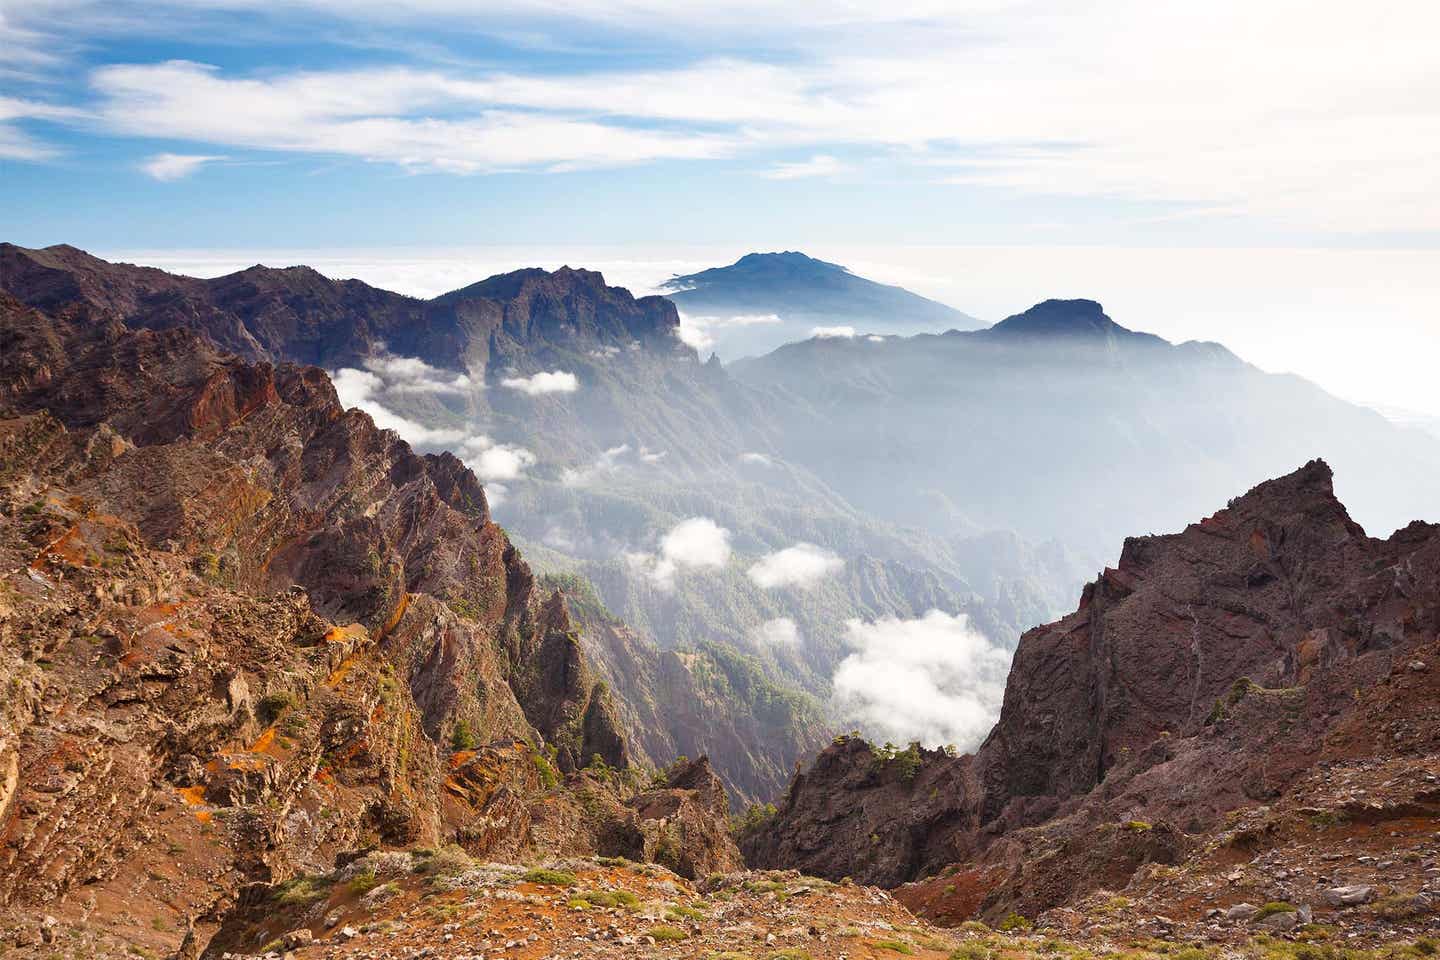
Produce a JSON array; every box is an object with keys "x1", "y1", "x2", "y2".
[
  {"x1": 331, "y1": 354, "x2": 533, "y2": 504},
  {"x1": 500, "y1": 369, "x2": 578, "y2": 395},
  {"x1": 810, "y1": 325, "x2": 856, "y2": 339},
  {"x1": 761, "y1": 154, "x2": 848, "y2": 180},
  {"x1": 140, "y1": 152, "x2": 225, "y2": 181},
  {"x1": 751, "y1": 617, "x2": 801, "y2": 646},
  {"x1": 0, "y1": 96, "x2": 84, "y2": 160},
  {"x1": 7, "y1": 1, "x2": 1440, "y2": 231}
]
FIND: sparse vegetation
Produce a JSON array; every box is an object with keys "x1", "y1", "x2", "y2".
[
  {"x1": 523, "y1": 867, "x2": 577, "y2": 887},
  {"x1": 272, "y1": 874, "x2": 331, "y2": 906},
  {"x1": 648, "y1": 925, "x2": 689, "y2": 942}
]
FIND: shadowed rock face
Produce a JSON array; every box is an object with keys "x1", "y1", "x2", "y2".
[
  {"x1": 744, "y1": 460, "x2": 1440, "y2": 920},
  {"x1": 0, "y1": 288, "x2": 738, "y2": 951}
]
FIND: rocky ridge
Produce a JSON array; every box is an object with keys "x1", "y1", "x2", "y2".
[
  {"x1": 744, "y1": 461, "x2": 1440, "y2": 937},
  {"x1": 0, "y1": 289, "x2": 740, "y2": 955}
]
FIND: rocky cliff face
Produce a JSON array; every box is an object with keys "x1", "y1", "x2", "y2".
[
  {"x1": 0, "y1": 289, "x2": 738, "y2": 955},
  {"x1": 744, "y1": 461, "x2": 1440, "y2": 925}
]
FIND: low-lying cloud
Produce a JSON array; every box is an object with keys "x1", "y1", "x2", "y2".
[
  {"x1": 365, "y1": 354, "x2": 474, "y2": 394},
  {"x1": 739, "y1": 451, "x2": 774, "y2": 466},
  {"x1": 562, "y1": 442, "x2": 667, "y2": 486},
  {"x1": 811, "y1": 325, "x2": 856, "y2": 339},
  {"x1": 676, "y1": 311, "x2": 781, "y2": 353},
  {"x1": 332, "y1": 354, "x2": 535, "y2": 505},
  {"x1": 332, "y1": 367, "x2": 469, "y2": 445},
  {"x1": 832, "y1": 610, "x2": 1012, "y2": 751},
  {"x1": 501, "y1": 370, "x2": 579, "y2": 395},
  {"x1": 625, "y1": 516, "x2": 732, "y2": 589},
  {"x1": 747, "y1": 542, "x2": 843, "y2": 589},
  {"x1": 751, "y1": 617, "x2": 801, "y2": 646}
]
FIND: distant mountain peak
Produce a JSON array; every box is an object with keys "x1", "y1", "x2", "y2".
[
  {"x1": 657, "y1": 251, "x2": 978, "y2": 357},
  {"x1": 988, "y1": 298, "x2": 1126, "y2": 337}
]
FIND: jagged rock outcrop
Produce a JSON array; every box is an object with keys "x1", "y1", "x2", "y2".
[
  {"x1": 0, "y1": 288, "x2": 734, "y2": 955},
  {"x1": 744, "y1": 461, "x2": 1440, "y2": 922}
]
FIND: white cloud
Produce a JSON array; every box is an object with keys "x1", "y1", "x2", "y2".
[
  {"x1": 89, "y1": 60, "x2": 736, "y2": 174},
  {"x1": 626, "y1": 516, "x2": 732, "y2": 589},
  {"x1": 747, "y1": 542, "x2": 844, "y2": 589},
  {"x1": 364, "y1": 353, "x2": 474, "y2": 394},
  {"x1": 331, "y1": 367, "x2": 469, "y2": 444},
  {"x1": 832, "y1": 610, "x2": 1012, "y2": 750},
  {"x1": 10, "y1": 2, "x2": 1439, "y2": 230},
  {"x1": 761, "y1": 153, "x2": 848, "y2": 180},
  {"x1": 0, "y1": 96, "x2": 83, "y2": 161},
  {"x1": 675, "y1": 311, "x2": 781, "y2": 353},
  {"x1": 500, "y1": 369, "x2": 578, "y2": 395},
  {"x1": 866, "y1": 334, "x2": 885, "y2": 343},
  {"x1": 457, "y1": 434, "x2": 536, "y2": 482},
  {"x1": 739, "y1": 451, "x2": 774, "y2": 466},
  {"x1": 810, "y1": 325, "x2": 856, "y2": 339},
  {"x1": 45, "y1": 3, "x2": 1438, "y2": 231},
  {"x1": 331, "y1": 359, "x2": 535, "y2": 491},
  {"x1": 139, "y1": 152, "x2": 224, "y2": 181},
  {"x1": 638, "y1": 445, "x2": 665, "y2": 464},
  {"x1": 751, "y1": 617, "x2": 801, "y2": 646}
]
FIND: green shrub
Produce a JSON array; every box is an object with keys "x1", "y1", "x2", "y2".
[
  {"x1": 872, "y1": 940, "x2": 915, "y2": 954},
  {"x1": 347, "y1": 868, "x2": 381, "y2": 895},
  {"x1": 533, "y1": 751, "x2": 560, "y2": 790},
  {"x1": 997, "y1": 913, "x2": 1032, "y2": 932},
  {"x1": 523, "y1": 867, "x2": 577, "y2": 887},
  {"x1": 272, "y1": 875, "x2": 331, "y2": 906},
  {"x1": 571, "y1": 888, "x2": 640, "y2": 909},
  {"x1": 450, "y1": 719, "x2": 477, "y2": 751},
  {"x1": 257, "y1": 691, "x2": 298, "y2": 724},
  {"x1": 1254, "y1": 902, "x2": 1298, "y2": 920},
  {"x1": 420, "y1": 845, "x2": 473, "y2": 877},
  {"x1": 648, "y1": 925, "x2": 688, "y2": 942}
]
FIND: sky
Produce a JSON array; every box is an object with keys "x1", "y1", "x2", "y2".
[{"x1": 3, "y1": 0, "x2": 1438, "y2": 413}]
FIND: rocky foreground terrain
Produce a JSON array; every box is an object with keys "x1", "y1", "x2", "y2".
[{"x1": 1, "y1": 245, "x2": 1438, "y2": 958}]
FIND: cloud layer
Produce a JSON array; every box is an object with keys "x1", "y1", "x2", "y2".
[
  {"x1": 832, "y1": 610, "x2": 1012, "y2": 750},
  {"x1": 747, "y1": 543, "x2": 844, "y2": 589}
]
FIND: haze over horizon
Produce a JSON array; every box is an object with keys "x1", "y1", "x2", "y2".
[{"x1": 78, "y1": 243, "x2": 1440, "y2": 422}]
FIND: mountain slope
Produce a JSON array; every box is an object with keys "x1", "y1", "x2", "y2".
[
  {"x1": 0, "y1": 288, "x2": 751, "y2": 954},
  {"x1": 660, "y1": 251, "x2": 979, "y2": 358}
]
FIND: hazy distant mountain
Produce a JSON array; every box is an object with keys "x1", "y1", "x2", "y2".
[
  {"x1": 732, "y1": 298, "x2": 1440, "y2": 555},
  {"x1": 660, "y1": 251, "x2": 979, "y2": 358}
]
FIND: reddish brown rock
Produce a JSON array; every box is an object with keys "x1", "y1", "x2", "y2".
[{"x1": 745, "y1": 460, "x2": 1440, "y2": 923}]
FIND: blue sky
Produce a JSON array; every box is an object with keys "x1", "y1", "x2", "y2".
[{"x1": 5, "y1": 1, "x2": 1440, "y2": 250}]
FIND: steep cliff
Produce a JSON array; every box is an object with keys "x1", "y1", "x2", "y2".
[{"x1": 744, "y1": 461, "x2": 1440, "y2": 925}]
